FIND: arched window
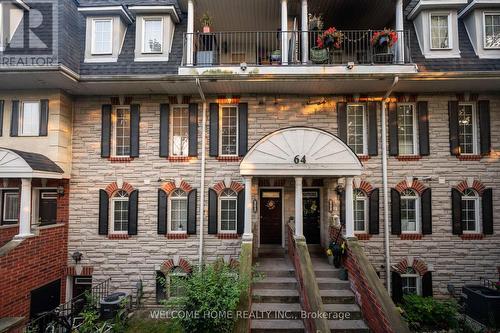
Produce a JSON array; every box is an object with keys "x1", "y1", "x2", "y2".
[
  {"x1": 462, "y1": 189, "x2": 480, "y2": 233},
  {"x1": 353, "y1": 189, "x2": 368, "y2": 233},
  {"x1": 219, "y1": 189, "x2": 237, "y2": 233},
  {"x1": 169, "y1": 189, "x2": 188, "y2": 233},
  {"x1": 401, "y1": 267, "x2": 421, "y2": 296},
  {"x1": 111, "y1": 190, "x2": 129, "y2": 234},
  {"x1": 167, "y1": 266, "x2": 187, "y2": 298},
  {"x1": 401, "y1": 189, "x2": 420, "y2": 233}
]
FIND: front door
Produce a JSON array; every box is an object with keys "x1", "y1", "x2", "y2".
[
  {"x1": 30, "y1": 279, "x2": 61, "y2": 319},
  {"x1": 260, "y1": 189, "x2": 282, "y2": 245},
  {"x1": 39, "y1": 190, "x2": 57, "y2": 226},
  {"x1": 303, "y1": 189, "x2": 321, "y2": 244}
]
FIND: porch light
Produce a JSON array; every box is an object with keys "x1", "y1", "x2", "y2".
[
  {"x1": 252, "y1": 199, "x2": 257, "y2": 213},
  {"x1": 57, "y1": 185, "x2": 65, "y2": 196},
  {"x1": 72, "y1": 251, "x2": 83, "y2": 265},
  {"x1": 335, "y1": 184, "x2": 344, "y2": 195}
]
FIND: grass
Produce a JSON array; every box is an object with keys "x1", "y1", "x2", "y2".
[{"x1": 125, "y1": 317, "x2": 182, "y2": 333}]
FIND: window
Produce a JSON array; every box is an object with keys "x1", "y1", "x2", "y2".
[
  {"x1": 112, "y1": 107, "x2": 131, "y2": 157},
  {"x1": 346, "y1": 104, "x2": 367, "y2": 155},
  {"x1": 92, "y1": 18, "x2": 113, "y2": 55},
  {"x1": 462, "y1": 189, "x2": 480, "y2": 233},
  {"x1": 353, "y1": 189, "x2": 368, "y2": 233},
  {"x1": 19, "y1": 101, "x2": 40, "y2": 136},
  {"x1": 484, "y1": 13, "x2": 500, "y2": 49},
  {"x1": 156, "y1": 271, "x2": 167, "y2": 303},
  {"x1": 220, "y1": 106, "x2": 238, "y2": 156},
  {"x1": 167, "y1": 267, "x2": 187, "y2": 298},
  {"x1": 401, "y1": 268, "x2": 422, "y2": 296},
  {"x1": 401, "y1": 189, "x2": 420, "y2": 233},
  {"x1": 143, "y1": 18, "x2": 163, "y2": 53},
  {"x1": 169, "y1": 189, "x2": 187, "y2": 233},
  {"x1": 219, "y1": 189, "x2": 237, "y2": 233},
  {"x1": 111, "y1": 190, "x2": 128, "y2": 233},
  {"x1": 458, "y1": 103, "x2": 478, "y2": 155},
  {"x1": 2, "y1": 191, "x2": 19, "y2": 224},
  {"x1": 397, "y1": 104, "x2": 418, "y2": 155},
  {"x1": 430, "y1": 14, "x2": 450, "y2": 49},
  {"x1": 170, "y1": 106, "x2": 189, "y2": 156}
]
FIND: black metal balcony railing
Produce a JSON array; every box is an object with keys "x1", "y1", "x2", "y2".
[{"x1": 182, "y1": 30, "x2": 411, "y2": 67}]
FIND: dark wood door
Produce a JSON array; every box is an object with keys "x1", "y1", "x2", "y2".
[
  {"x1": 39, "y1": 190, "x2": 57, "y2": 226},
  {"x1": 30, "y1": 279, "x2": 61, "y2": 319},
  {"x1": 72, "y1": 276, "x2": 92, "y2": 315},
  {"x1": 303, "y1": 189, "x2": 321, "y2": 244},
  {"x1": 260, "y1": 190, "x2": 282, "y2": 244}
]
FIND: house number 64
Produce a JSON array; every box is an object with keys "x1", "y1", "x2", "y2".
[{"x1": 294, "y1": 155, "x2": 307, "y2": 164}]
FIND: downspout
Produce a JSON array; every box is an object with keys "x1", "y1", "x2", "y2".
[
  {"x1": 381, "y1": 76, "x2": 399, "y2": 294},
  {"x1": 196, "y1": 78, "x2": 207, "y2": 269}
]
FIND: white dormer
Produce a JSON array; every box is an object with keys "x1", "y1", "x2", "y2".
[
  {"x1": 459, "y1": 0, "x2": 500, "y2": 58},
  {"x1": 408, "y1": 0, "x2": 468, "y2": 58},
  {"x1": 78, "y1": 6, "x2": 134, "y2": 63},
  {"x1": 128, "y1": 6, "x2": 179, "y2": 62},
  {"x1": 0, "y1": 0, "x2": 29, "y2": 52}
]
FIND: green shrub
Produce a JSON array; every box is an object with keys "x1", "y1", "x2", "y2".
[{"x1": 402, "y1": 294, "x2": 459, "y2": 332}]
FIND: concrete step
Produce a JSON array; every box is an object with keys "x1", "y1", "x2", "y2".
[
  {"x1": 323, "y1": 304, "x2": 363, "y2": 320},
  {"x1": 317, "y1": 277, "x2": 351, "y2": 290},
  {"x1": 253, "y1": 277, "x2": 298, "y2": 290},
  {"x1": 256, "y1": 269, "x2": 295, "y2": 278},
  {"x1": 328, "y1": 319, "x2": 369, "y2": 332},
  {"x1": 320, "y1": 290, "x2": 356, "y2": 304},
  {"x1": 314, "y1": 268, "x2": 341, "y2": 278},
  {"x1": 251, "y1": 303, "x2": 302, "y2": 318},
  {"x1": 251, "y1": 319, "x2": 304, "y2": 333},
  {"x1": 252, "y1": 289, "x2": 300, "y2": 303}
]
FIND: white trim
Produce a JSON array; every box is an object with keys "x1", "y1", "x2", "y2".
[
  {"x1": 483, "y1": 12, "x2": 500, "y2": 49},
  {"x1": 128, "y1": 5, "x2": 180, "y2": 23},
  {"x1": 397, "y1": 103, "x2": 419, "y2": 155},
  {"x1": 18, "y1": 101, "x2": 41, "y2": 137},
  {"x1": 401, "y1": 273, "x2": 422, "y2": 295},
  {"x1": 459, "y1": 0, "x2": 500, "y2": 18},
  {"x1": 111, "y1": 106, "x2": 131, "y2": 158},
  {"x1": 14, "y1": 0, "x2": 29, "y2": 11},
  {"x1": 218, "y1": 190, "x2": 238, "y2": 234},
  {"x1": 429, "y1": 12, "x2": 453, "y2": 50},
  {"x1": 110, "y1": 192, "x2": 129, "y2": 234},
  {"x1": 219, "y1": 105, "x2": 239, "y2": 157},
  {"x1": 353, "y1": 189, "x2": 368, "y2": 233},
  {"x1": 142, "y1": 17, "x2": 164, "y2": 54},
  {"x1": 91, "y1": 18, "x2": 114, "y2": 55},
  {"x1": 169, "y1": 104, "x2": 189, "y2": 157},
  {"x1": 461, "y1": 189, "x2": 481, "y2": 233},
  {"x1": 458, "y1": 102, "x2": 479, "y2": 155},
  {"x1": 167, "y1": 190, "x2": 188, "y2": 234},
  {"x1": 408, "y1": 0, "x2": 468, "y2": 20},
  {"x1": 258, "y1": 187, "x2": 285, "y2": 248},
  {"x1": 2, "y1": 189, "x2": 19, "y2": 224},
  {"x1": 166, "y1": 270, "x2": 187, "y2": 299},
  {"x1": 77, "y1": 6, "x2": 134, "y2": 24},
  {"x1": 401, "y1": 189, "x2": 421, "y2": 234},
  {"x1": 346, "y1": 103, "x2": 368, "y2": 156}
]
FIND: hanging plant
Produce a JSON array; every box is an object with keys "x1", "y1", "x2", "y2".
[
  {"x1": 371, "y1": 28, "x2": 399, "y2": 48},
  {"x1": 316, "y1": 27, "x2": 343, "y2": 50}
]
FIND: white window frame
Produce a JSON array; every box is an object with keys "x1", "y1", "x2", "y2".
[
  {"x1": 218, "y1": 189, "x2": 238, "y2": 234},
  {"x1": 110, "y1": 190, "x2": 129, "y2": 234},
  {"x1": 19, "y1": 101, "x2": 40, "y2": 136},
  {"x1": 401, "y1": 271, "x2": 422, "y2": 296},
  {"x1": 400, "y1": 189, "x2": 421, "y2": 234},
  {"x1": 429, "y1": 12, "x2": 452, "y2": 50},
  {"x1": 346, "y1": 103, "x2": 368, "y2": 156},
  {"x1": 461, "y1": 189, "x2": 481, "y2": 234},
  {"x1": 353, "y1": 189, "x2": 368, "y2": 233},
  {"x1": 91, "y1": 18, "x2": 113, "y2": 55},
  {"x1": 397, "y1": 103, "x2": 419, "y2": 156},
  {"x1": 219, "y1": 105, "x2": 239, "y2": 157},
  {"x1": 458, "y1": 102, "x2": 479, "y2": 155},
  {"x1": 168, "y1": 189, "x2": 188, "y2": 234},
  {"x1": 167, "y1": 268, "x2": 187, "y2": 299},
  {"x1": 2, "y1": 190, "x2": 19, "y2": 224},
  {"x1": 483, "y1": 12, "x2": 500, "y2": 50},
  {"x1": 142, "y1": 16, "x2": 164, "y2": 54},
  {"x1": 111, "y1": 106, "x2": 131, "y2": 158},
  {"x1": 169, "y1": 105, "x2": 189, "y2": 157}
]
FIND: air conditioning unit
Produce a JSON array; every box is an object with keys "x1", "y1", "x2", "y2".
[{"x1": 100, "y1": 292, "x2": 128, "y2": 320}]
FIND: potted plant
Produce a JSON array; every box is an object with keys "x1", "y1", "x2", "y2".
[
  {"x1": 326, "y1": 248, "x2": 334, "y2": 265},
  {"x1": 311, "y1": 27, "x2": 342, "y2": 64},
  {"x1": 200, "y1": 12, "x2": 213, "y2": 33},
  {"x1": 371, "y1": 28, "x2": 398, "y2": 54},
  {"x1": 308, "y1": 13, "x2": 324, "y2": 31}
]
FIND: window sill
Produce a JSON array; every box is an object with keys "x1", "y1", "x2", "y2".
[
  {"x1": 396, "y1": 155, "x2": 422, "y2": 161},
  {"x1": 37, "y1": 223, "x2": 65, "y2": 230},
  {"x1": 166, "y1": 233, "x2": 189, "y2": 239},
  {"x1": 107, "y1": 234, "x2": 130, "y2": 239},
  {"x1": 0, "y1": 223, "x2": 19, "y2": 229},
  {"x1": 358, "y1": 155, "x2": 370, "y2": 162},
  {"x1": 109, "y1": 157, "x2": 134, "y2": 163},
  {"x1": 216, "y1": 156, "x2": 241, "y2": 162},
  {"x1": 355, "y1": 233, "x2": 371, "y2": 240},
  {"x1": 457, "y1": 155, "x2": 482, "y2": 161},
  {"x1": 168, "y1": 156, "x2": 193, "y2": 163},
  {"x1": 460, "y1": 233, "x2": 484, "y2": 240},
  {"x1": 400, "y1": 234, "x2": 423, "y2": 240},
  {"x1": 217, "y1": 233, "x2": 239, "y2": 239}
]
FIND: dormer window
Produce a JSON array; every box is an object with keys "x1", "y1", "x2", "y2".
[
  {"x1": 91, "y1": 18, "x2": 113, "y2": 55},
  {"x1": 143, "y1": 18, "x2": 163, "y2": 53},
  {"x1": 430, "y1": 13, "x2": 451, "y2": 49},
  {"x1": 484, "y1": 13, "x2": 500, "y2": 49}
]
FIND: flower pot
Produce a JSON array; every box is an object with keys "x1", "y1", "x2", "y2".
[
  {"x1": 328, "y1": 255, "x2": 334, "y2": 265},
  {"x1": 203, "y1": 26, "x2": 211, "y2": 33},
  {"x1": 310, "y1": 47, "x2": 328, "y2": 64}
]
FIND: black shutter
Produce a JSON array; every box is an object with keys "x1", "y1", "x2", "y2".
[
  {"x1": 421, "y1": 188, "x2": 432, "y2": 235},
  {"x1": 369, "y1": 189, "x2": 379, "y2": 235},
  {"x1": 237, "y1": 189, "x2": 245, "y2": 234},
  {"x1": 451, "y1": 188, "x2": 463, "y2": 235},
  {"x1": 187, "y1": 189, "x2": 197, "y2": 235},
  {"x1": 422, "y1": 272, "x2": 433, "y2": 297},
  {"x1": 188, "y1": 103, "x2": 198, "y2": 157},
  {"x1": 128, "y1": 190, "x2": 138, "y2": 235},
  {"x1": 10, "y1": 100, "x2": 19, "y2": 137},
  {"x1": 0, "y1": 100, "x2": 4, "y2": 136},
  {"x1": 238, "y1": 103, "x2": 248, "y2": 157},
  {"x1": 478, "y1": 100, "x2": 491, "y2": 156},
  {"x1": 417, "y1": 101, "x2": 430, "y2": 156},
  {"x1": 209, "y1": 103, "x2": 219, "y2": 157},
  {"x1": 101, "y1": 105, "x2": 112, "y2": 157},
  {"x1": 159, "y1": 104, "x2": 169, "y2": 157},
  {"x1": 337, "y1": 102, "x2": 347, "y2": 143},
  {"x1": 388, "y1": 102, "x2": 399, "y2": 156},
  {"x1": 98, "y1": 189, "x2": 109, "y2": 235},
  {"x1": 391, "y1": 271, "x2": 403, "y2": 304},
  {"x1": 482, "y1": 188, "x2": 493, "y2": 235},
  {"x1": 39, "y1": 99, "x2": 49, "y2": 136},
  {"x1": 130, "y1": 104, "x2": 140, "y2": 158},
  {"x1": 448, "y1": 101, "x2": 460, "y2": 156},
  {"x1": 391, "y1": 189, "x2": 401, "y2": 235},
  {"x1": 208, "y1": 188, "x2": 218, "y2": 234},
  {"x1": 340, "y1": 191, "x2": 345, "y2": 227},
  {"x1": 158, "y1": 189, "x2": 167, "y2": 235},
  {"x1": 367, "y1": 102, "x2": 379, "y2": 156}
]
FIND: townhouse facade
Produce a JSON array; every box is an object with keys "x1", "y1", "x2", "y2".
[{"x1": 0, "y1": 0, "x2": 499, "y2": 330}]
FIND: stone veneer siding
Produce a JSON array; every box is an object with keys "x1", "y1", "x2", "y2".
[{"x1": 68, "y1": 94, "x2": 500, "y2": 304}]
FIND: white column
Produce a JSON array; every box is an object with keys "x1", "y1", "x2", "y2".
[
  {"x1": 294, "y1": 177, "x2": 303, "y2": 238},
  {"x1": 15, "y1": 178, "x2": 33, "y2": 238},
  {"x1": 186, "y1": 0, "x2": 195, "y2": 66},
  {"x1": 395, "y1": 0, "x2": 404, "y2": 63},
  {"x1": 242, "y1": 177, "x2": 253, "y2": 242},
  {"x1": 281, "y1": 0, "x2": 288, "y2": 65},
  {"x1": 301, "y1": 0, "x2": 308, "y2": 64},
  {"x1": 345, "y1": 177, "x2": 354, "y2": 238}
]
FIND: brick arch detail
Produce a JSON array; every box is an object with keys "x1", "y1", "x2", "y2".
[
  {"x1": 354, "y1": 180, "x2": 374, "y2": 196},
  {"x1": 392, "y1": 257, "x2": 428, "y2": 276},
  {"x1": 395, "y1": 179, "x2": 427, "y2": 196},
  {"x1": 456, "y1": 180, "x2": 486, "y2": 196},
  {"x1": 213, "y1": 180, "x2": 244, "y2": 196},
  {"x1": 161, "y1": 180, "x2": 193, "y2": 195},
  {"x1": 161, "y1": 258, "x2": 192, "y2": 274},
  {"x1": 105, "y1": 181, "x2": 135, "y2": 197}
]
